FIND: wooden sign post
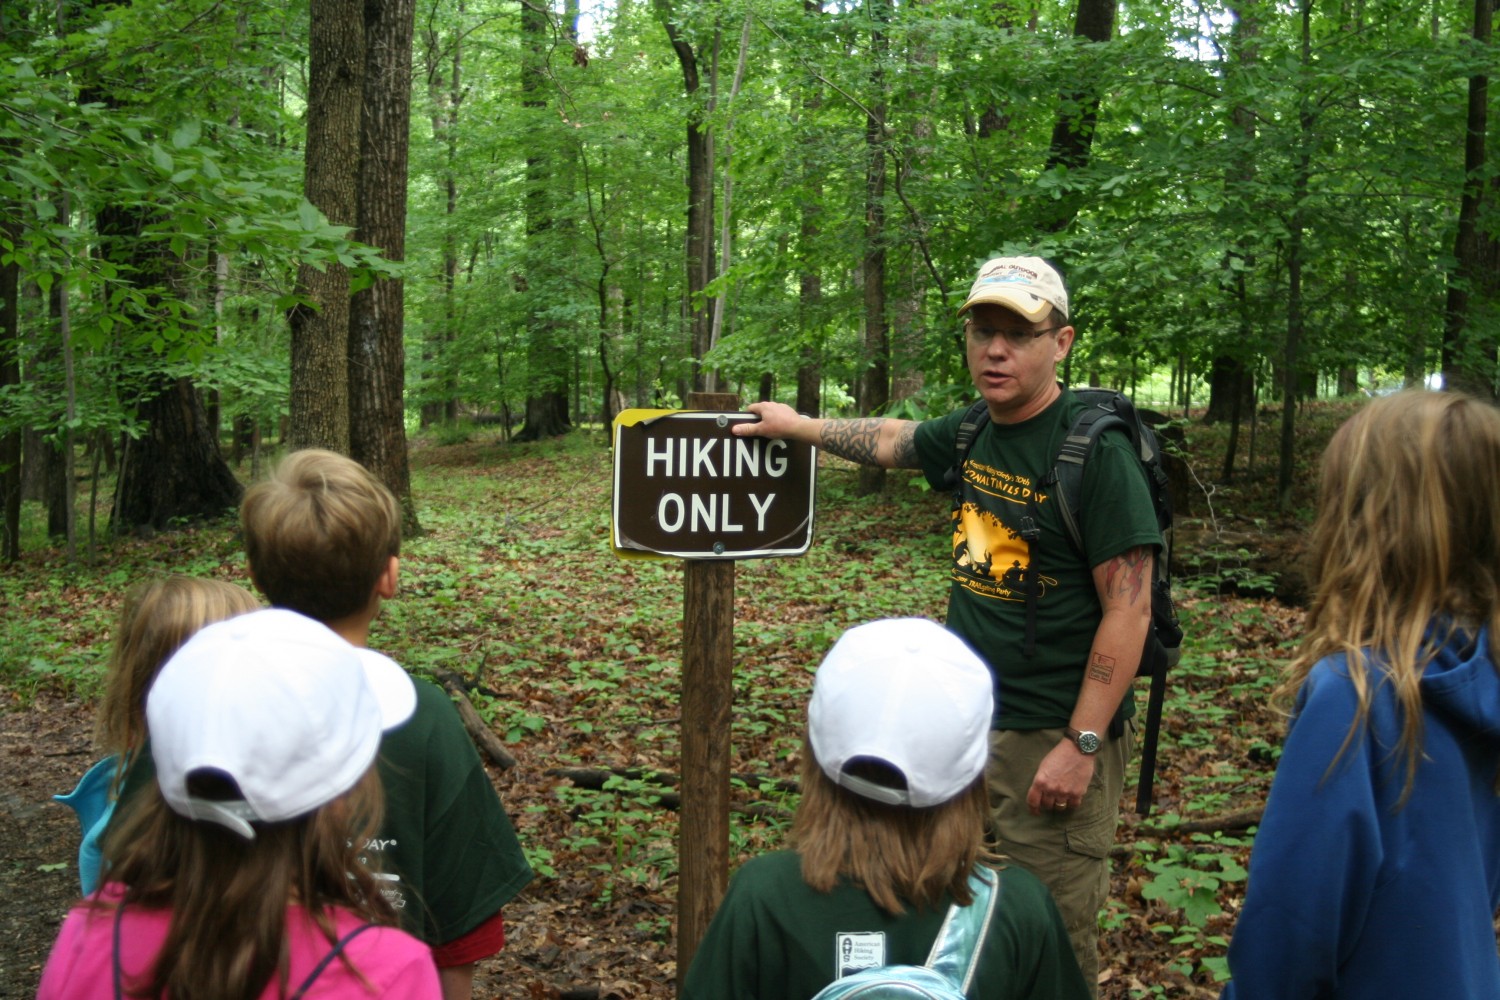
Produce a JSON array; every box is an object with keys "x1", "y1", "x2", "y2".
[
  {"x1": 677, "y1": 390, "x2": 740, "y2": 985},
  {"x1": 607, "y1": 392, "x2": 817, "y2": 987}
]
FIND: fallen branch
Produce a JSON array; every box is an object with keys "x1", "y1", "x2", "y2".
[
  {"x1": 1117, "y1": 808, "x2": 1264, "y2": 851},
  {"x1": 438, "y1": 678, "x2": 518, "y2": 771}
]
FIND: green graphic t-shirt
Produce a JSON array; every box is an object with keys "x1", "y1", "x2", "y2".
[{"x1": 914, "y1": 389, "x2": 1161, "y2": 729}]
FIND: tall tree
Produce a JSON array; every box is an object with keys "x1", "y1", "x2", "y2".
[
  {"x1": 655, "y1": 0, "x2": 717, "y2": 391},
  {"x1": 288, "y1": 0, "x2": 364, "y2": 452},
  {"x1": 1442, "y1": 0, "x2": 1499, "y2": 398},
  {"x1": 514, "y1": 0, "x2": 573, "y2": 440},
  {"x1": 1039, "y1": 0, "x2": 1116, "y2": 233},
  {"x1": 857, "y1": 0, "x2": 890, "y2": 497},
  {"x1": 349, "y1": 0, "x2": 420, "y2": 533}
]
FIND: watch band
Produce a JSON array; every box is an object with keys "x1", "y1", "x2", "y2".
[{"x1": 1064, "y1": 727, "x2": 1101, "y2": 754}]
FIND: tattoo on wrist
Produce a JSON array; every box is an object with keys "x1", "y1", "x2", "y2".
[
  {"x1": 892, "y1": 423, "x2": 918, "y2": 468},
  {"x1": 1087, "y1": 652, "x2": 1115, "y2": 684},
  {"x1": 820, "y1": 419, "x2": 886, "y2": 466}
]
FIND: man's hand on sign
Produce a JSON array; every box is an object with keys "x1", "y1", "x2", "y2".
[{"x1": 732, "y1": 402, "x2": 809, "y2": 441}]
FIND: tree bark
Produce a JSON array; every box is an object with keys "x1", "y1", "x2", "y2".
[
  {"x1": 95, "y1": 197, "x2": 241, "y2": 533},
  {"x1": 1277, "y1": 0, "x2": 1315, "y2": 512},
  {"x1": 513, "y1": 0, "x2": 573, "y2": 442},
  {"x1": 795, "y1": 2, "x2": 824, "y2": 418},
  {"x1": 288, "y1": 0, "x2": 363, "y2": 452},
  {"x1": 349, "y1": 0, "x2": 419, "y2": 535},
  {"x1": 0, "y1": 171, "x2": 19, "y2": 561},
  {"x1": 113, "y1": 376, "x2": 243, "y2": 531},
  {"x1": 419, "y1": 0, "x2": 465, "y2": 427},
  {"x1": 1039, "y1": 0, "x2": 1114, "y2": 233},
  {"x1": 655, "y1": 0, "x2": 715, "y2": 392},
  {"x1": 857, "y1": 0, "x2": 889, "y2": 497},
  {"x1": 1442, "y1": 0, "x2": 1499, "y2": 399}
]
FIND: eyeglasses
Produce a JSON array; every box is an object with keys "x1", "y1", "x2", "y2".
[{"x1": 964, "y1": 322, "x2": 1063, "y2": 347}]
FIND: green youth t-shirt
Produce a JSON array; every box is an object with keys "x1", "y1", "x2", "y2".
[
  {"x1": 914, "y1": 389, "x2": 1161, "y2": 730},
  {"x1": 681, "y1": 850, "x2": 1090, "y2": 1000},
  {"x1": 108, "y1": 674, "x2": 533, "y2": 949},
  {"x1": 361, "y1": 675, "x2": 534, "y2": 945}
]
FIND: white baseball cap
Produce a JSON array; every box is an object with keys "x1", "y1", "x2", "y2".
[
  {"x1": 808, "y1": 618, "x2": 994, "y2": 808},
  {"x1": 957, "y1": 256, "x2": 1070, "y2": 322},
  {"x1": 146, "y1": 608, "x2": 416, "y2": 838}
]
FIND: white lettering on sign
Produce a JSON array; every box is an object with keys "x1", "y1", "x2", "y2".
[
  {"x1": 645, "y1": 437, "x2": 790, "y2": 478},
  {"x1": 657, "y1": 493, "x2": 778, "y2": 533}
]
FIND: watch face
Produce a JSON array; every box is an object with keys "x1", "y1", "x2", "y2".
[{"x1": 1076, "y1": 731, "x2": 1101, "y2": 754}]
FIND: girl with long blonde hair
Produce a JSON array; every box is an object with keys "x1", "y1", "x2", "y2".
[
  {"x1": 1222, "y1": 390, "x2": 1500, "y2": 999},
  {"x1": 682, "y1": 618, "x2": 1089, "y2": 1000},
  {"x1": 57, "y1": 576, "x2": 260, "y2": 896}
]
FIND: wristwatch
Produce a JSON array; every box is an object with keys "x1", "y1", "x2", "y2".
[{"x1": 1064, "y1": 727, "x2": 1101, "y2": 755}]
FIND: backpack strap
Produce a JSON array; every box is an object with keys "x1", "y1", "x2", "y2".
[
  {"x1": 1135, "y1": 637, "x2": 1171, "y2": 815},
  {"x1": 944, "y1": 399, "x2": 992, "y2": 501},
  {"x1": 924, "y1": 865, "x2": 1001, "y2": 993},
  {"x1": 291, "y1": 922, "x2": 380, "y2": 999},
  {"x1": 112, "y1": 900, "x2": 125, "y2": 1000}
]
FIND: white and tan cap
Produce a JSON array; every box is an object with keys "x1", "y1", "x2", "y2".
[
  {"x1": 957, "y1": 256, "x2": 1069, "y2": 322},
  {"x1": 808, "y1": 618, "x2": 993, "y2": 809},
  {"x1": 146, "y1": 608, "x2": 416, "y2": 838}
]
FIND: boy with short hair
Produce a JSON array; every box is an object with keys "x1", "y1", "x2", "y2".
[{"x1": 240, "y1": 449, "x2": 533, "y2": 1000}]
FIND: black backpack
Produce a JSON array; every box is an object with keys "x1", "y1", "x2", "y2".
[{"x1": 945, "y1": 388, "x2": 1182, "y2": 815}]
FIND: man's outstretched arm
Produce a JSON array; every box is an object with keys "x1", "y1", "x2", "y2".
[{"x1": 731, "y1": 401, "x2": 922, "y2": 470}]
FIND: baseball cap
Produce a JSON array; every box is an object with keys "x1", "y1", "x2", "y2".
[
  {"x1": 808, "y1": 618, "x2": 993, "y2": 808},
  {"x1": 146, "y1": 608, "x2": 416, "y2": 839},
  {"x1": 957, "y1": 256, "x2": 1069, "y2": 322}
]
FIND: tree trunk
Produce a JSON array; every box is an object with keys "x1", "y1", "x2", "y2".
[
  {"x1": 0, "y1": 179, "x2": 18, "y2": 562},
  {"x1": 113, "y1": 376, "x2": 244, "y2": 531},
  {"x1": 420, "y1": 0, "x2": 465, "y2": 427},
  {"x1": 348, "y1": 0, "x2": 419, "y2": 535},
  {"x1": 288, "y1": 0, "x2": 364, "y2": 452},
  {"x1": 655, "y1": 0, "x2": 715, "y2": 391},
  {"x1": 1443, "y1": 0, "x2": 1499, "y2": 399},
  {"x1": 857, "y1": 0, "x2": 889, "y2": 498},
  {"x1": 1039, "y1": 0, "x2": 1114, "y2": 233},
  {"x1": 513, "y1": 0, "x2": 573, "y2": 442},
  {"x1": 795, "y1": 4, "x2": 824, "y2": 419},
  {"x1": 1277, "y1": 1, "x2": 1315, "y2": 512}
]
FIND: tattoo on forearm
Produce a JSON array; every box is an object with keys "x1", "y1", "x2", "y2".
[
  {"x1": 892, "y1": 423, "x2": 919, "y2": 468},
  {"x1": 1088, "y1": 652, "x2": 1115, "y2": 684},
  {"x1": 1104, "y1": 547, "x2": 1150, "y2": 604},
  {"x1": 820, "y1": 419, "x2": 886, "y2": 466}
]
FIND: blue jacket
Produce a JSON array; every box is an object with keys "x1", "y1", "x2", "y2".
[{"x1": 1222, "y1": 627, "x2": 1500, "y2": 999}]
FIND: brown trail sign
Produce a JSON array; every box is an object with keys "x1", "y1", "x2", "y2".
[
  {"x1": 611, "y1": 409, "x2": 817, "y2": 559},
  {"x1": 610, "y1": 401, "x2": 818, "y2": 987}
]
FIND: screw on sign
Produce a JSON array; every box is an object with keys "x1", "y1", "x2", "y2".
[{"x1": 611, "y1": 410, "x2": 817, "y2": 560}]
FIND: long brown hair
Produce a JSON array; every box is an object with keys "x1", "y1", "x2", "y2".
[
  {"x1": 791, "y1": 742, "x2": 995, "y2": 916},
  {"x1": 1284, "y1": 390, "x2": 1500, "y2": 801},
  {"x1": 95, "y1": 576, "x2": 260, "y2": 785},
  {"x1": 98, "y1": 767, "x2": 397, "y2": 1000}
]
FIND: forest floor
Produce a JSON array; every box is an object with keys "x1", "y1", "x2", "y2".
[{"x1": 0, "y1": 398, "x2": 1354, "y2": 998}]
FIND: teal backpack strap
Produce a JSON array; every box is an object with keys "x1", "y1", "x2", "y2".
[{"x1": 923, "y1": 865, "x2": 1000, "y2": 993}]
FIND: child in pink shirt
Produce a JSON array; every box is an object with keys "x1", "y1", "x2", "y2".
[{"x1": 38, "y1": 609, "x2": 440, "y2": 1000}]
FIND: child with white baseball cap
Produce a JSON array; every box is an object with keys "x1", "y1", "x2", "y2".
[
  {"x1": 683, "y1": 618, "x2": 1090, "y2": 999},
  {"x1": 37, "y1": 608, "x2": 440, "y2": 1000}
]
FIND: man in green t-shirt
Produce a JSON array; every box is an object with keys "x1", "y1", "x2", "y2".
[{"x1": 733, "y1": 257, "x2": 1160, "y2": 993}]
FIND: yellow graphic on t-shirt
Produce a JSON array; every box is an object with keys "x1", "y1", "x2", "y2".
[{"x1": 952, "y1": 462, "x2": 1056, "y2": 603}]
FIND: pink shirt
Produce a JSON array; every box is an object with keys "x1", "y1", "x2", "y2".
[{"x1": 38, "y1": 884, "x2": 440, "y2": 999}]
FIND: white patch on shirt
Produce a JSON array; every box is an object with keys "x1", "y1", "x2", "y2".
[{"x1": 835, "y1": 932, "x2": 886, "y2": 978}]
